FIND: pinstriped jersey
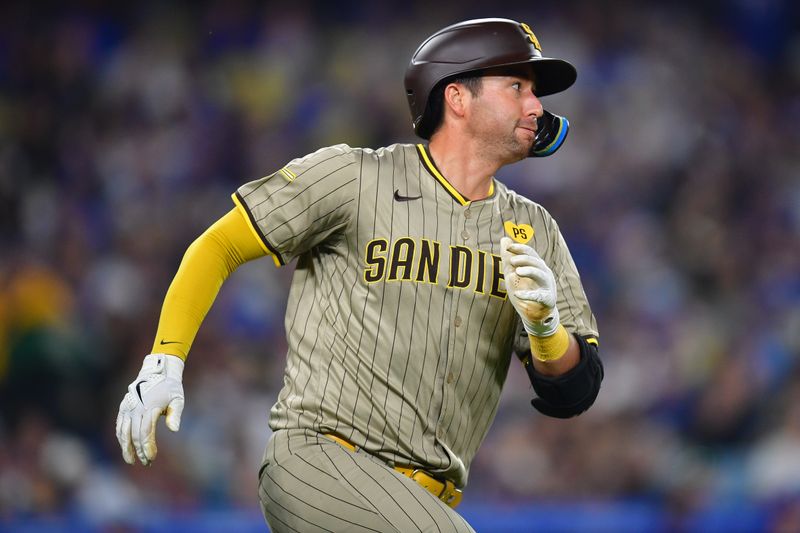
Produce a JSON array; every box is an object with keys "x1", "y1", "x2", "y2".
[{"x1": 233, "y1": 143, "x2": 598, "y2": 488}]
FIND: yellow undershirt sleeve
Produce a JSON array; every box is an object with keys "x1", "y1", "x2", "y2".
[
  {"x1": 151, "y1": 208, "x2": 267, "y2": 360},
  {"x1": 528, "y1": 324, "x2": 570, "y2": 362}
]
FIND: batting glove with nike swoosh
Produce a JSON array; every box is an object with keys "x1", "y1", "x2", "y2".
[
  {"x1": 116, "y1": 353, "x2": 185, "y2": 466},
  {"x1": 500, "y1": 237, "x2": 560, "y2": 337}
]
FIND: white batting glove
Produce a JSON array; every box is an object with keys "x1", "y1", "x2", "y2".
[
  {"x1": 116, "y1": 353, "x2": 185, "y2": 466},
  {"x1": 500, "y1": 237, "x2": 560, "y2": 337}
]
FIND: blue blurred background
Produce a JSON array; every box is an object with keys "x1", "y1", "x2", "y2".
[{"x1": 1, "y1": 0, "x2": 799, "y2": 531}]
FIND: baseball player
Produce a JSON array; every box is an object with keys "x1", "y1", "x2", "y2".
[{"x1": 116, "y1": 18, "x2": 602, "y2": 532}]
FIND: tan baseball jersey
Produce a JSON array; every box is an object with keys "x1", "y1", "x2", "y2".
[{"x1": 233, "y1": 143, "x2": 598, "y2": 489}]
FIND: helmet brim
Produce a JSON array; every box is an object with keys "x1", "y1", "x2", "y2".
[
  {"x1": 489, "y1": 57, "x2": 577, "y2": 97},
  {"x1": 530, "y1": 58, "x2": 577, "y2": 96}
]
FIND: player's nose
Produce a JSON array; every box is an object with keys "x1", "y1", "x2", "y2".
[{"x1": 525, "y1": 92, "x2": 544, "y2": 120}]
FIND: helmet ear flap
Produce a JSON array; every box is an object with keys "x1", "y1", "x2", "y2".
[
  {"x1": 406, "y1": 88, "x2": 417, "y2": 111},
  {"x1": 413, "y1": 79, "x2": 447, "y2": 140},
  {"x1": 407, "y1": 87, "x2": 428, "y2": 137},
  {"x1": 529, "y1": 110, "x2": 570, "y2": 157}
]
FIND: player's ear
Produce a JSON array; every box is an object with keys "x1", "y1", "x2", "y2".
[{"x1": 443, "y1": 83, "x2": 467, "y2": 118}]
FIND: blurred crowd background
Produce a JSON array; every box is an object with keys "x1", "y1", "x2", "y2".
[{"x1": 1, "y1": 0, "x2": 799, "y2": 531}]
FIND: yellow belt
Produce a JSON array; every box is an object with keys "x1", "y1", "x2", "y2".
[{"x1": 324, "y1": 434, "x2": 463, "y2": 509}]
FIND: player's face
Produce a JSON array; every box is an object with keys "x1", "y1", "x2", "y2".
[{"x1": 464, "y1": 69, "x2": 543, "y2": 163}]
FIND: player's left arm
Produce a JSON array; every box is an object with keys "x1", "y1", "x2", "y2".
[{"x1": 501, "y1": 231, "x2": 603, "y2": 418}]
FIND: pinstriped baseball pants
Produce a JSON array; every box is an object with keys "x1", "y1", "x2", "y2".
[{"x1": 258, "y1": 429, "x2": 475, "y2": 533}]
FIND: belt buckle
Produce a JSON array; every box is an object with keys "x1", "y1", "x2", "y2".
[
  {"x1": 440, "y1": 483, "x2": 463, "y2": 508},
  {"x1": 410, "y1": 469, "x2": 462, "y2": 509}
]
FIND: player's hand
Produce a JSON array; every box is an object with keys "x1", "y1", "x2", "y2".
[
  {"x1": 116, "y1": 353, "x2": 185, "y2": 466},
  {"x1": 500, "y1": 237, "x2": 560, "y2": 337}
]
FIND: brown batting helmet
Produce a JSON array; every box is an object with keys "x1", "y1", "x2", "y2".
[{"x1": 404, "y1": 18, "x2": 577, "y2": 139}]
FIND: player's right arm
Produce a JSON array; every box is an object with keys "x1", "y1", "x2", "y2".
[
  {"x1": 116, "y1": 207, "x2": 267, "y2": 466},
  {"x1": 117, "y1": 145, "x2": 358, "y2": 466}
]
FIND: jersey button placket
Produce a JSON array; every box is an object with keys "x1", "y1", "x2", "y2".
[{"x1": 461, "y1": 205, "x2": 473, "y2": 241}]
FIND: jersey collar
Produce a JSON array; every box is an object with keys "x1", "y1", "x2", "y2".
[{"x1": 416, "y1": 144, "x2": 495, "y2": 206}]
